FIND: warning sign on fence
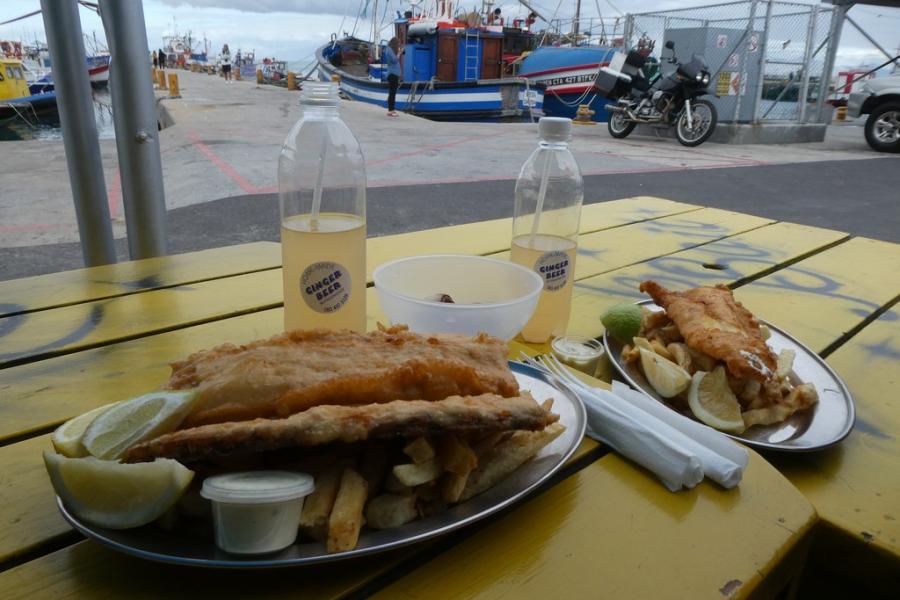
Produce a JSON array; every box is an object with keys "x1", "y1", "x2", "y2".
[{"x1": 716, "y1": 71, "x2": 732, "y2": 96}]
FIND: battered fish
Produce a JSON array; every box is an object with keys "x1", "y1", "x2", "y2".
[
  {"x1": 124, "y1": 394, "x2": 560, "y2": 463},
  {"x1": 639, "y1": 281, "x2": 777, "y2": 382},
  {"x1": 168, "y1": 326, "x2": 519, "y2": 428}
]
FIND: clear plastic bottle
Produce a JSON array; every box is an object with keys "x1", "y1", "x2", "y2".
[
  {"x1": 510, "y1": 117, "x2": 583, "y2": 343},
  {"x1": 278, "y1": 82, "x2": 366, "y2": 332}
]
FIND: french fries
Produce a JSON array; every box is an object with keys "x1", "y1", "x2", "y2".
[
  {"x1": 403, "y1": 437, "x2": 435, "y2": 464},
  {"x1": 326, "y1": 468, "x2": 368, "y2": 553},
  {"x1": 436, "y1": 435, "x2": 476, "y2": 476},
  {"x1": 299, "y1": 465, "x2": 343, "y2": 542},
  {"x1": 365, "y1": 493, "x2": 418, "y2": 530},
  {"x1": 393, "y1": 459, "x2": 442, "y2": 487},
  {"x1": 461, "y1": 422, "x2": 565, "y2": 501}
]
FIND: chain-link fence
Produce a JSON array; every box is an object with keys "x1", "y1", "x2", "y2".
[{"x1": 623, "y1": 1, "x2": 839, "y2": 124}]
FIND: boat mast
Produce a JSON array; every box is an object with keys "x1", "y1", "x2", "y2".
[
  {"x1": 572, "y1": 0, "x2": 581, "y2": 43},
  {"x1": 372, "y1": 0, "x2": 380, "y2": 61}
]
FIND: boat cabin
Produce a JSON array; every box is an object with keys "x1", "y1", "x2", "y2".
[
  {"x1": 395, "y1": 18, "x2": 505, "y2": 82},
  {"x1": 0, "y1": 58, "x2": 30, "y2": 100}
]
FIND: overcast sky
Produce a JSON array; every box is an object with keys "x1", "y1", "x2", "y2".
[{"x1": 1, "y1": 0, "x2": 898, "y2": 70}]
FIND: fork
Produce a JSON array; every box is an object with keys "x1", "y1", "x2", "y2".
[{"x1": 517, "y1": 352, "x2": 595, "y2": 396}]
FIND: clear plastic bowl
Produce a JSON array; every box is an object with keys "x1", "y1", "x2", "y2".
[{"x1": 372, "y1": 254, "x2": 544, "y2": 340}]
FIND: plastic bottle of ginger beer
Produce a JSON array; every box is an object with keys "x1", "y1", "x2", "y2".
[
  {"x1": 278, "y1": 82, "x2": 366, "y2": 332},
  {"x1": 510, "y1": 117, "x2": 583, "y2": 343}
]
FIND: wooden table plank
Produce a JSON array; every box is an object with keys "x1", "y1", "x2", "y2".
[
  {"x1": 365, "y1": 197, "x2": 699, "y2": 280},
  {"x1": 370, "y1": 452, "x2": 816, "y2": 600},
  {"x1": 769, "y1": 305, "x2": 900, "y2": 590},
  {"x1": 0, "y1": 242, "x2": 281, "y2": 318},
  {"x1": 0, "y1": 269, "x2": 283, "y2": 368},
  {"x1": 488, "y1": 207, "x2": 773, "y2": 281},
  {"x1": 565, "y1": 221, "x2": 848, "y2": 338},
  {"x1": 722, "y1": 237, "x2": 900, "y2": 353},
  {"x1": 0, "y1": 540, "x2": 413, "y2": 600}
]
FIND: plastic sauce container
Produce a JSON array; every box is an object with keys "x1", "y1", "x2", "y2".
[
  {"x1": 551, "y1": 335, "x2": 604, "y2": 376},
  {"x1": 200, "y1": 471, "x2": 315, "y2": 554}
]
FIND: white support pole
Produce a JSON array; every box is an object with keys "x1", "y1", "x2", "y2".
[
  {"x1": 99, "y1": 0, "x2": 168, "y2": 259},
  {"x1": 813, "y1": 2, "x2": 848, "y2": 122},
  {"x1": 732, "y1": 0, "x2": 759, "y2": 122},
  {"x1": 40, "y1": 0, "x2": 117, "y2": 267}
]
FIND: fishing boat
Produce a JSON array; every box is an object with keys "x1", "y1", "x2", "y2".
[
  {"x1": 86, "y1": 54, "x2": 110, "y2": 87},
  {"x1": 316, "y1": 1, "x2": 542, "y2": 121},
  {"x1": 1, "y1": 57, "x2": 57, "y2": 124}
]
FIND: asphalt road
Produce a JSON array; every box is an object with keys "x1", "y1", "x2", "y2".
[{"x1": 2, "y1": 156, "x2": 898, "y2": 281}]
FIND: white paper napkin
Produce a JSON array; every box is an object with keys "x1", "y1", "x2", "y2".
[
  {"x1": 578, "y1": 387, "x2": 703, "y2": 492},
  {"x1": 572, "y1": 380, "x2": 748, "y2": 491},
  {"x1": 611, "y1": 381, "x2": 749, "y2": 488}
]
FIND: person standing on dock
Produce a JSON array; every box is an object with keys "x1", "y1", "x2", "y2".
[
  {"x1": 385, "y1": 37, "x2": 402, "y2": 117},
  {"x1": 152, "y1": 50, "x2": 158, "y2": 68},
  {"x1": 159, "y1": 48, "x2": 166, "y2": 68},
  {"x1": 221, "y1": 44, "x2": 233, "y2": 82}
]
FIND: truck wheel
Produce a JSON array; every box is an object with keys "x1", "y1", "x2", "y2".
[{"x1": 864, "y1": 102, "x2": 900, "y2": 153}]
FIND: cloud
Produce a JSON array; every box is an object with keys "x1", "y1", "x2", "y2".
[{"x1": 154, "y1": 0, "x2": 360, "y2": 17}]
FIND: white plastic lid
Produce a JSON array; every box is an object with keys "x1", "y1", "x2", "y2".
[
  {"x1": 201, "y1": 471, "x2": 315, "y2": 504},
  {"x1": 300, "y1": 82, "x2": 340, "y2": 106},
  {"x1": 538, "y1": 116, "x2": 572, "y2": 143}
]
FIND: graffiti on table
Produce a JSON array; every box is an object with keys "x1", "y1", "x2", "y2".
[{"x1": 0, "y1": 304, "x2": 107, "y2": 365}]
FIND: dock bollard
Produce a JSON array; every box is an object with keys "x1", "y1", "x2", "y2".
[
  {"x1": 573, "y1": 104, "x2": 596, "y2": 125},
  {"x1": 151, "y1": 67, "x2": 156, "y2": 82},
  {"x1": 836, "y1": 106, "x2": 847, "y2": 121},
  {"x1": 167, "y1": 73, "x2": 181, "y2": 98},
  {"x1": 256, "y1": 68, "x2": 263, "y2": 84},
  {"x1": 331, "y1": 74, "x2": 341, "y2": 83},
  {"x1": 287, "y1": 71, "x2": 297, "y2": 90},
  {"x1": 235, "y1": 67, "x2": 242, "y2": 81},
  {"x1": 157, "y1": 69, "x2": 167, "y2": 90}
]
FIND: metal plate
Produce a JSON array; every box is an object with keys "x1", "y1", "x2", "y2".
[
  {"x1": 604, "y1": 300, "x2": 855, "y2": 452},
  {"x1": 56, "y1": 362, "x2": 586, "y2": 568}
]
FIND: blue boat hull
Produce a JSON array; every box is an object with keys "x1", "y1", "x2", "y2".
[
  {"x1": 1, "y1": 91, "x2": 58, "y2": 120},
  {"x1": 520, "y1": 46, "x2": 619, "y2": 122},
  {"x1": 316, "y1": 44, "x2": 542, "y2": 121}
]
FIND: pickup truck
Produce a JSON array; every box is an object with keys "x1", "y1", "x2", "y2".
[{"x1": 846, "y1": 74, "x2": 900, "y2": 153}]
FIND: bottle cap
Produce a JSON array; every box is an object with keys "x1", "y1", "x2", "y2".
[
  {"x1": 538, "y1": 116, "x2": 572, "y2": 143},
  {"x1": 300, "y1": 82, "x2": 340, "y2": 107}
]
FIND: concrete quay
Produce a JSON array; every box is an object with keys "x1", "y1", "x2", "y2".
[{"x1": 1, "y1": 69, "x2": 897, "y2": 281}]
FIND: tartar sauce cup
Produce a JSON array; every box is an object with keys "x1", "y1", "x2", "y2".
[
  {"x1": 551, "y1": 335, "x2": 605, "y2": 376},
  {"x1": 200, "y1": 471, "x2": 315, "y2": 555}
]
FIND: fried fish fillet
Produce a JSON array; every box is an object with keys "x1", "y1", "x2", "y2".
[
  {"x1": 124, "y1": 394, "x2": 560, "y2": 463},
  {"x1": 639, "y1": 281, "x2": 777, "y2": 382},
  {"x1": 167, "y1": 326, "x2": 519, "y2": 428}
]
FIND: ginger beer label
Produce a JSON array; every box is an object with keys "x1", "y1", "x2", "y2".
[
  {"x1": 300, "y1": 261, "x2": 352, "y2": 313},
  {"x1": 534, "y1": 251, "x2": 570, "y2": 292}
]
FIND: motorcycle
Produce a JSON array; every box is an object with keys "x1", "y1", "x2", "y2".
[{"x1": 603, "y1": 41, "x2": 718, "y2": 147}]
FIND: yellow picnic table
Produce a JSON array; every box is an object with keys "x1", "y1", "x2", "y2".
[{"x1": 1, "y1": 196, "x2": 897, "y2": 599}]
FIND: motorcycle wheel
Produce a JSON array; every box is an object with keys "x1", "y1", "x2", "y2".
[
  {"x1": 676, "y1": 99, "x2": 717, "y2": 147},
  {"x1": 607, "y1": 111, "x2": 636, "y2": 139}
]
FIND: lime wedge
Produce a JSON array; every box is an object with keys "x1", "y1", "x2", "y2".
[
  {"x1": 82, "y1": 390, "x2": 198, "y2": 460},
  {"x1": 601, "y1": 303, "x2": 644, "y2": 343},
  {"x1": 44, "y1": 451, "x2": 194, "y2": 529},
  {"x1": 687, "y1": 367, "x2": 746, "y2": 433}
]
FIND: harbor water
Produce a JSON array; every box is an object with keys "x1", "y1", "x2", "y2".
[{"x1": 0, "y1": 88, "x2": 115, "y2": 142}]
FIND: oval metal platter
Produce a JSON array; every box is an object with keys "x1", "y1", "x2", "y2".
[
  {"x1": 56, "y1": 361, "x2": 586, "y2": 568},
  {"x1": 603, "y1": 300, "x2": 855, "y2": 452}
]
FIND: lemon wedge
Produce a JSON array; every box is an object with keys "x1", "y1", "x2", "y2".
[
  {"x1": 82, "y1": 390, "x2": 198, "y2": 460},
  {"x1": 639, "y1": 347, "x2": 691, "y2": 398},
  {"x1": 688, "y1": 367, "x2": 746, "y2": 433},
  {"x1": 44, "y1": 451, "x2": 194, "y2": 529},
  {"x1": 51, "y1": 402, "x2": 120, "y2": 458}
]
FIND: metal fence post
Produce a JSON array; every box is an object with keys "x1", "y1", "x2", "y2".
[
  {"x1": 98, "y1": 0, "x2": 168, "y2": 259},
  {"x1": 751, "y1": 0, "x2": 774, "y2": 124},
  {"x1": 624, "y1": 14, "x2": 634, "y2": 49},
  {"x1": 39, "y1": 0, "x2": 117, "y2": 267},
  {"x1": 732, "y1": 0, "x2": 758, "y2": 123},
  {"x1": 814, "y1": 2, "x2": 847, "y2": 123},
  {"x1": 798, "y1": 4, "x2": 819, "y2": 123}
]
